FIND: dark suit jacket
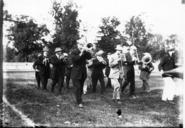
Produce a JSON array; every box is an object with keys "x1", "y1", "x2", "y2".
[
  {"x1": 158, "y1": 52, "x2": 177, "y2": 71},
  {"x1": 33, "y1": 57, "x2": 50, "y2": 78},
  {"x1": 122, "y1": 52, "x2": 135, "y2": 80},
  {"x1": 49, "y1": 55, "x2": 66, "y2": 80},
  {"x1": 70, "y1": 49, "x2": 92, "y2": 80},
  {"x1": 90, "y1": 58, "x2": 106, "y2": 77}
]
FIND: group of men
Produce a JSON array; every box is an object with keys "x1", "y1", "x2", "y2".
[{"x1": 33, "y1": 39, "x2": 182, "y2": 107}]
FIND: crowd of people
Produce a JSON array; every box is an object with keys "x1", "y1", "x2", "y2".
[{"x1": 33, "y1": 40, "x2": 183, "y2": 108}]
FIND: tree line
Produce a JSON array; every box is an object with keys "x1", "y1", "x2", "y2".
[{"x1": 3, "y1": 1, "x2": 179, "y2": 62}]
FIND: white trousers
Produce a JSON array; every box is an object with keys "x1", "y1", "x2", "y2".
[
  {"x1": 111, "y1": 78, "x2": 120, "y2": 100},
  {"x1": 162, "y1": 77, "x2": 183, "y2": 101}
]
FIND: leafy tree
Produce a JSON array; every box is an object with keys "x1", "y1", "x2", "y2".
[
  {"x1": 97, "y1": 17, "x2": 122, "y2": 53},
  {"x1": 4, "y1": 46, "x2": 17, "y2": 62},
  {"x1": 6, "y1": 16, "x2": 49, "y2": 62},
  {"x1": 147, "y1": 34, "x2": 165, "y2": 61},
  {"x1": 51, "y1": 1, "x2": 80, "y2": 52},
  {"x1": 125, "y1": 16, "x2": 153, "y2": 59}
]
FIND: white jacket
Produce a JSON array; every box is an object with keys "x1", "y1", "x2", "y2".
[{"x1": 108, "y1": 53, "x2": 120, "y2": 79}]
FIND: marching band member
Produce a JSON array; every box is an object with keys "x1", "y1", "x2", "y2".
[
  {"x1": 70, "y1": 43, "x2": 93, "y2": 108},
  {"x1": 33, "y1": 53, "x2": 43, "y2": 89},
  {"x1": 33, "y1": 47, "x2": 50, "y2": 90},
  {"x1": 109, "y1": 45, "x2": 122, "y2": 104},
  {"x1": 63, "y1": 53, "x2": 73, "y2": 89},
  {"x1": 90, "y1": 50, "x2": 106, "y2": 94},
  {"x1": 49, "y1": 47, "x2": 66, "y2": 94},
  {"x1": 158, "y1": 41, "x2": 178, "y2": 102},
  {"x1": 138, "y1": 53, "x2": 154, "y2": 92},
  {"x1": 105, "y1": 53, "x2": 112, "y2": 88},
  {"x1": 121, "y1": 41, "x2": 138, "y2": 99}
]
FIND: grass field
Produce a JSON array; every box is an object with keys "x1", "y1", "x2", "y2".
[{"x1": 2, "y1": 71, "x2": 182, "y2": 127}]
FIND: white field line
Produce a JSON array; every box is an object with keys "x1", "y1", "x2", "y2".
[{"x1": 3, "y1": 95, "x2": 36, "y2": 127}]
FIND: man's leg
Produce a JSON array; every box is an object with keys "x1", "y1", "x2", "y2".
[
  {"x1": 35, "y1": 72, "x2": 40, "y2": 89},
  {"x1": 72, "y1": 79, "x2": 82, "y2": 105},
  {"x1": 51, "y1": 79, "x2": 57, "y2": 92},
  {"x1": 121, "y1": 79, "x2": 129, "y2": 93},
  {"x1": 111, "y1": 79, "x2": 116, "y2": 100},
  {"x1": 142, "y1": 80, "x2": 146, "y2": 91},
  {"x1": 99, "y1": 75, "x2": 105, "y2": 94},
  {"x1": 106, "y1": 77, "x2": 112, "y2": 88},
  {"x1": 41, "y1": 77, "x2": 48, "y2": 90},
  {"x1": 66, "y1": 75, "x2": 70, "y2": 89},
  {"x1": 114, "y1": 79, "x2": 121, "y2": 101},
  {"x1": 144, "y1": 79, "x2": 150, "y2": 91},
  {"x1": 92, "y1": 74, "x2": 98, "y2": 93},
  {"x1": 129, "y1": 79, "x2": 135, "y2": 96},
  {"x1": 58, "y1": 75, "x2": 64, "y2": 93}
]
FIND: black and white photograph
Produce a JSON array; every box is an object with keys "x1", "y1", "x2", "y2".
[{"x1": 0, "y1": 0, "x2": 184, "y2": 127}]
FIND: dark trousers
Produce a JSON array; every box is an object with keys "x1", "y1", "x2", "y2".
[
  {"x1": 121, "y1": 79, "x2": 135, "y2": 95},
  {"x1": 65, "y1": 74, "x2": 71, "y2": 89},
  {"x1": 121, "y1": 68, "x2": 135, "y2": 96},
  {"x1": 72, "y1": 75, "x2": 86, "y2": 104},
  {"x1": 142, "y1": 80, "x2": 149, "y2": 90},
  {"x1": 106, "y1": 77, "x2": 112, "y2": 88},
  {"x1": 51, "y1": 75, "x2": 64, "y2": 93},
  {"x1": 35, "y1": 72, "x2": 40, "y2": 88},
  {"x1": 92, "y1": 74, "x2": 105, "y2": 93},
  {"x1": 35, "y1": 72, "x2": 48, "y2": 90}
]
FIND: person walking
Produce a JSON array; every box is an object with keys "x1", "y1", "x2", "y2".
[
  {"x1": 90, "y1": 50, "x2": 106, "y2": 94},
  {"x1": 70, "y1": 43, "x2": 92, "y2": 108},
  {"x1": 158, "y1": 42, "x2": 178, "y2": 102},
  {"x1": 33, "y1": 47, "x2": 50, "y2": 90},
  {"x1": 109, "y1": 45, "x2": 123, "y2": 104},
  {"x1": 49, "y1": 47, "x2": 66, "y2": 94},
  {"x1": 138, "y1": 53, "x2": 154, "y2": 92},
  {"x1": 121, "y1": 42, "x2": 138, "y2": 99}
]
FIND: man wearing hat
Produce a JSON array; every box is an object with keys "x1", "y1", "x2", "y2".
[
  {"x1": 138, "y1": 53, "x2": 154, "y2": 92},
  {"x1": 49, "y1": 47, "x2": 66, "y2": 94},
  {"x1": 108, "y1": 45, "x2": 123, "y2": 104},
  {"x1": 33, "y1": 47, "x2": 50, "y2": 90},
  {"x1": 70, "y1": 43, "x2": 92, "y2": 108},
  {"x1": 89, "y1": 50, "x2": 106, "y2": 94},
  {"x1": 121, "y1": 41, "x2": 138, "y2": 99},
  {"x1": 158, "y1": 41, "x2": 178, "y2": 102}
]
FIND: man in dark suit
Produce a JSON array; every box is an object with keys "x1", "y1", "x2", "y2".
[
  {"x1": 64, "y1": 53, "x2": 73, "y2": 89},
  {"x1": 158, "y1": 42, "x2": 178, "y2": 102},
  {"x1": 70, "y1": 43, "x2": 92, "y2": 108},
  {"x1": 33, "y1": 47, "x2": 50, "y2": 90},
  {"x1": 33, "y1": 53, "x2": 43, "y2": 89},
  {"x1": 50, "y1": 47, "x2": 66, "y2": 94},
  {"x1": 121, "y1": 43, "x2": 137, "y2": 99},
  {"x1": 90, "y1": 50, "x2": 106, "y2": 94}
]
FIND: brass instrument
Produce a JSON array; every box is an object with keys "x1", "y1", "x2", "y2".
[
  {"x1": 79, "y1": 43, "x2": 94, "y2": 56},
  {"x1": 141, "y1": 53, "x2": 152, "y2": 65}
]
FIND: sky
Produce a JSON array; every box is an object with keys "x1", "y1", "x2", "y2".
[{"x1": 3, "y1": 0, "x2": 185, "y2": 44}]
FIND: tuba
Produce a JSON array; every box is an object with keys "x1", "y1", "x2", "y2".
[{"x1": 141, "y1": 53, "x2": 152, "y2": 64}]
